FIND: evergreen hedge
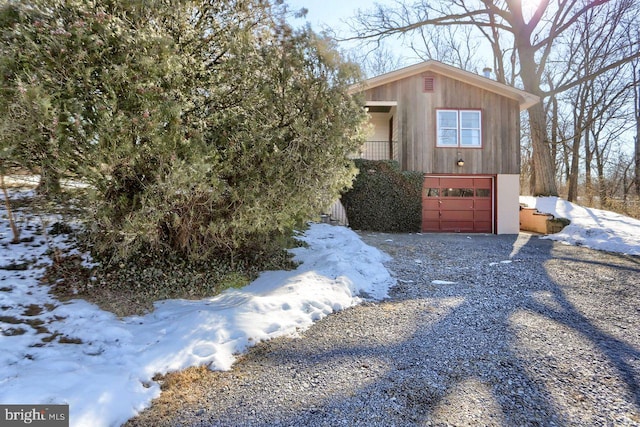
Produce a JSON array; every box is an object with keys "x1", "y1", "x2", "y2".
[
  {"x1": 342, "y1": 159, "x2": 423, "y2": 232},
  {"x1": 0, "y1": 1, "x2": 368, "y2": 265}
]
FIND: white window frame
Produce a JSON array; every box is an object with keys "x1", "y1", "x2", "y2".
[{"x1": 436, "y1": 109, "x2": 482, "y2": 148}]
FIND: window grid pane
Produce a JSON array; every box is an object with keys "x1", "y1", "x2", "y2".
[
  {"x1": 437, "y1": 111, "x2": 459, "y2": 147},
  {"x1": 442, "y1": 188, "x2": 474, "y2": 197},
  {"x1": 439, "y1": 111, "x2": 458, "y2": 128},
  {"x1": 438, "y1": 129, "x2": 458, "y2": 146},
  {"x1": 460, "y1": 112, "x2": 480, "y2": 128},
  {"x1": 459, "y1": 111, "x2": 481, "y2": 147},
  {"x1": 426, "y1": 188, "x2": 440, "y2": 197},
  {"x1": 460, "y1": 129, "x2": 481, "y2": 146},
  {"x1": 437, "y1": 110, "x2": 481, "y2": 148}
]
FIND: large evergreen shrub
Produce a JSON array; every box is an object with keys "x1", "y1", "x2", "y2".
[
  {"x1": 342, "y1": 159, "x2": 422, "y2": 232},
  {"x1": 0, "y1": 0, "x2": 368, "y2": 265}
]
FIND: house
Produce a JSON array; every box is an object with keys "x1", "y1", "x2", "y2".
[{"x1": 350, "y1": 60, "x2": 539, "y2": 234}]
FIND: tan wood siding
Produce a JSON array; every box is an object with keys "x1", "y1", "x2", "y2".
[{"x1": 364, "y1": 72, "x2": 521, "y2": 175}]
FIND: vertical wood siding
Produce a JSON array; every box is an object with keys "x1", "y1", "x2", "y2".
[{"x1": 365, "y1": 73, "x2": 521, "y2": 175}]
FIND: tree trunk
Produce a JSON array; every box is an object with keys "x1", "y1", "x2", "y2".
[
  {"x1": 594, "y1": 138, "x2": 608, "y2": 208},
  {"x1": 636, "y1": 124, "x2": 640, "y2": 197},
  {"x1": 623, "y1": 163, "x2": 629, "y2": 204},
  {"x1": 635, "y1": 68, "x2": 640, "y2": 197},
  {"x1": 585, "y1": 140, "x2": 592, "y2": 204},
  {"x1": 634, "y1": 133, "x2": 640, "y2": 197},
  {"x1": 550, "y1": 93, "x2": 559, "y2": 179},
  {"x1": 518, "y1": 45, "x2": 559, "y2": 196},
  {"x1": 585, "y1": 113, "x2": 594, "y2": 205},
  {"x1": 1, "y1": 174, "x2": 21, "y2": 243},
  {"x1": 527, "y1": 102, "x2": 559, "y2": 196},
  {"x1": 562, "y1": 145, "x2": 570, "y2": 183},
  {"x1": 36, "y1": 165, "x2": 61, "y2": 196},
  {"x1": 597, "y1": 169, "x2": 607, "y2": 207},
  {"x1": 567, "y1": 132, "x2": 581, "y2": 202}
]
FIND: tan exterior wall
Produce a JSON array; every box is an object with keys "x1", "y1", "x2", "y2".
[
  {"x1": 364, "y1": 73, "x2": 521, "y2": 175},
  {"x1": 362, "y1": 66, "x2": 526, "y2": 235},
  {"x1": 362, "y1": 108, "x2": 398, "y2": 161},
  {"x1": 496, "y1": 174, "x2": 520, "y2": 234},
  {"x1": 367, "y1": 113, "x2": 390, "y2": 141}
]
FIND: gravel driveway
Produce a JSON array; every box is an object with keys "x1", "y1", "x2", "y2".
[{"x1": 128, "y1": 232, "x2": 640, "y2": 426}]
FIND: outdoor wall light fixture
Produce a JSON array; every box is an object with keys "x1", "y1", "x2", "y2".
[{"x1": 456, "y1": 153, "x2": 464, "y2": 167}]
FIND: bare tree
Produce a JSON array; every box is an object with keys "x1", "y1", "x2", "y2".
[
  {"x1": 410, "y1": 25, "x2": 484, "y2": 72},
  {"x1": 540, "y1": 69, "x2": 575, "y2": 191},
  {"x1": 519, "y1": 111, "x2": 533, "y2": 194},
  {"x1": 591, "y1": 95, "x2": 634, "y2": 208},
  {"x1": 352, "y1": 41, "x2": 407, "y2": 78},
  {"x1": 617, "y1": 155, "x2": 636, "y2": 211},
  {"x1": 346, "y1": 0, "x2": 640, "y2": 196},
  {"x1": 549, "y1": 1, "x2": 638, "y2": 205},
  {"x1": 633, "y1": 51, "x2": 640, "y2": 197}
]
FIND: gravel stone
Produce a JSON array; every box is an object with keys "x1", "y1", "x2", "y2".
[{"x1": 127, "y1": 232, "x2": 640, "y2": 427}]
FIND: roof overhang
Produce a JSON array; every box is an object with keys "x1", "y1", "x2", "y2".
[
  {"x1": 364, "y1": 100, "x2": 397, "y2": 113},
  {"x1": 364, "y1": 100, "x2": 398, "y2": 107},
  {"x1": 350, "y1": 60, "x2": 540, "y2": 111}
]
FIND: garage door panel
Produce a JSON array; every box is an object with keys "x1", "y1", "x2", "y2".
[
  {"x1": 422, "y1": 176, "x2": 494, "y2": 233},
  {"x1": 423, "y1": 200, "x2": 440, "y2": 210},
  {"x1": 441, "y1": 177, "x2": 473, "y2": 188},
  {"x1": 474, "y1": 178, "x2": 492, "y2": 189},
  {"x1": 424, "y1": 177, "x2": 440, "y2": 188},
  {"x1": 475, "y1": 221, "x2": 492, "y2": 232},
  {"x1": 475, "y1": 199, "x2": 492, "y2": 210},
  {"x1": 422, "y1": 210, "x2": 440, "y2": 220},
  {"x1": 422, "y1": 221, "x2": 441, "y2": 231},
  {"x1": 441, "y1": 221, "x2": 474, "y2": 232},
  {"x1": 443, "y1": 210, "x2": 474, "y2": 221},
  {"x1": 440, "y1": 200, "x2": 473, "y2": 210},
  {"x1": 474, "y1": 210, "x2": 492, "y2": 221}
]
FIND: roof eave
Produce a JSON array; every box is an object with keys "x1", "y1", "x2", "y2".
[{"x1": 350, "y1": 60, "x2": 540, "y2": 111}]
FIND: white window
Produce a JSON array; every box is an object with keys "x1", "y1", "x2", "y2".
[{"x1": 437, "y1": 110, "x2": 482, "y2": 148}]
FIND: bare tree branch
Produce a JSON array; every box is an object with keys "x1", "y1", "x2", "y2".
[
  {"x1": 345, "y1": 0, "x2": 640, "y2": 197},
  {"x1": 548, "y1": 49, "x2": 640, "y2": 97}
]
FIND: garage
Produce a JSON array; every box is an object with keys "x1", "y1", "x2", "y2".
[{"x1": 422, "y1": 176, "x2": 494, "y2": 233}]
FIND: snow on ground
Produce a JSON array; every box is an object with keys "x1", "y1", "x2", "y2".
[
  {"x1": 520, "y1": 196, "x2": 640, "y2": 256},
  {"x1": 0, "y1": 189, "x2": 393, "y2": 427},
  {"x1": 1, "y1": 190, "x2": 639, "y2": 427}
]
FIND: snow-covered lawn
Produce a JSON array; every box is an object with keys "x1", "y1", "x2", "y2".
[
  {"x1": 1, "y1": 190, "x2": 638, "y2": 427},
  {"x1": 520, "y1": 196, "x2": 640, "y2": 256}
]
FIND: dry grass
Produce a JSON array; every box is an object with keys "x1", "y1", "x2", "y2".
[
  {"x1": 156, "y1": 366, "x2": 216, "y2": 407},
  {"x1": 126, "y1": 366, "x2": 228, "y2": 426},
  {"x1": 124, "y1": 345, "x2": 274, "y2": 426}
]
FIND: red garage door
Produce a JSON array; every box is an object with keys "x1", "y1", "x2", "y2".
[{"x1": 422, "y1": 176, "x2": 494, "y2": 233}]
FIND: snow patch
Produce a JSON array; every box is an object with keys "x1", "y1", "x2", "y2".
[
  {"x1": 0, "y1": 215, "x2": 393, "y2": 427},
  {"x1": 520, "y1": 196, "x2": 640, "y2": 255}
]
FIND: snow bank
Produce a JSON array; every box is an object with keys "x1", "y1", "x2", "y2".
[
  {"x1": 0, "y1": 220, "x2": 394, "y2": 427},
  {"x1": 520, "y1": 196, "x2": 640, "y2": 255}
]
